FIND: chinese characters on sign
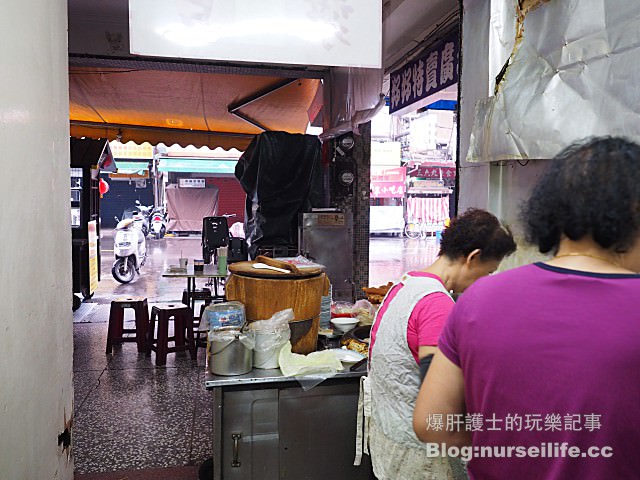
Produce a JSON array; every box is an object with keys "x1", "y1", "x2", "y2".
[
  {"x1": 425, "y1": 413, "x2": 603, "y2": 432},
  {"x1": 371, "y1": 182, "x2": 405, "y2": 198},
  {"x1": 416, "y1": 166, "x2": 456, "y2": 179},
  {"x1": 370, "y1": 166, "x2": 406, "y2": 182},
  {"x1": 371, "y1": 166, "x2": 406, "y2": 198},
  {"x1": 389, "y1": 30, "x2": 459, "y2": 114}
]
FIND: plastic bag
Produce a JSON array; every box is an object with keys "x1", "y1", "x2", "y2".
[
  {"x1": 278, "y1": 342, "x2": 343, "y2": 389},
  {"x1": 331, "y1": 301, "x2": 355, "y2": 318},
  {"x1": 353, "y1": 299, "x2": 376, "y2": 326},
  {"x1": 275, "y1": 255, "x2": 326, "y2": 270},
  {"x1": 249, "y1": 308, "x2": 293, "y2": 352},
  {"x1": 208, "y1": 328, "x2": 255, "y2": 351}
]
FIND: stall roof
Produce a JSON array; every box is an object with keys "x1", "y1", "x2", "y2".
[
  {"x1": 69, "y1": 66, "x2": 321, "y2": 150},
  {"x1": 115, "y1": 161, "x2": 149, "y2": 174},
  {"x1": 157, "y1": 158, "x2": 238, "y2": 174}
]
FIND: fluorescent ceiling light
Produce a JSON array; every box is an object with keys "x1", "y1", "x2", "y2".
[
  {"x1": 157, "y1": 18, "x2": 339, "y2": 47},
  {"x1": 131, "y1": 0, "x2": 382, "y2": 68}
]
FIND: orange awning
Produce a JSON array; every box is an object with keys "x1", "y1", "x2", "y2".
[{"x1": 69, "y1": 66, "x2": 321, "y2": 150}]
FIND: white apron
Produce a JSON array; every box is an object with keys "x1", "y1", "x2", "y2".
[{"x1": 354, "y1": 274, "x2": 467, "y2": 480}]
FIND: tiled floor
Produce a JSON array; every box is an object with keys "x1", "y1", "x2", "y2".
[
  {"x1": 74, "y1": 233, "x2": 214, "y2": 476},
  {"x1": 73, "y1": 322, "x2": 213, "y2": 474},
  {"x1": 72, "y1": 232, "x2": 435, "y2": 477},
  {"x1": 74, "y1": 466, "x2": 200, "y2": 480}
]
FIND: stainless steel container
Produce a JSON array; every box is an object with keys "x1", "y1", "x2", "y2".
[{"x1": 208, "y1": 330, "x2": 253, "y2": 376}]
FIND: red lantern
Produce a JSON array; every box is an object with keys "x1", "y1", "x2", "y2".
[{"x1": 99, "y1": 178, "x2": 109, "y2": 197}]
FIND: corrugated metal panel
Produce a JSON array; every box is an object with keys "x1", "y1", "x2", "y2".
[{"x1": 209, "y1": 177, "x2": 246, "y2": 224}]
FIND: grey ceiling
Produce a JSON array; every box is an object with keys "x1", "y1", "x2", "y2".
[{"x1": 67, "y1": 0, "x2": 459, "y2": 72}]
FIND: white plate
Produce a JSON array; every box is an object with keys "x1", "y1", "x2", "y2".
[{"x1": 330, "y1": 348, "x2": 366, "y2": 365}]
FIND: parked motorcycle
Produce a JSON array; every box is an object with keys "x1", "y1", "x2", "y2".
[
  {"x1": 149, "y1": 205, "x2": 168, "y2": 239},
  {"x1": 120, "y1": 204, "x2": 151, "y2": 237},
  {"x1": 111, "y1": 216, "x2": 146, "y2": 283},
  {"x1": 134, "y1": 200, "x2": 153, "y2": 237}
]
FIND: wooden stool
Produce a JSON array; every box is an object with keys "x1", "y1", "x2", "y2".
[
  {"x1": 147, "y1": 303, "x2": 196, "y2": 366},
  {"x1": 106, "y1": 297, "x2": 149, "y2": 354}
]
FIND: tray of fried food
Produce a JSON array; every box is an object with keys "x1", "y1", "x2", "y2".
[{"x1": 362, "y1": 281, "x2": 394, "y2": 305}]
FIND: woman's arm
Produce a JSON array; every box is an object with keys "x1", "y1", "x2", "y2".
[
  {"x1": 413, "y1": 349, "x2": 471, "y2": 447},
  {"x1": 418, "y1": 345, "x2": 437, "y2": 359}
]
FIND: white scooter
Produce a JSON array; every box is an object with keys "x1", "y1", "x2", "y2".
[{"x1": 112, "y1": 216, "x2": 146, "y2": 284}]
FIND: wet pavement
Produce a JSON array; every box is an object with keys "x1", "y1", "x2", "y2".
[
  {"x1": 73, "y1": 231, "x2": 439, "y2": 475},
  {"x1": 93, "y1": 230, "x2": 202, "y2": 304},
  {"x1": 92, "y1": 230, "x2": 440, "y2": 304},
  {"x1": 368, "y1": 235, "x2": 440, "y2": 287}
]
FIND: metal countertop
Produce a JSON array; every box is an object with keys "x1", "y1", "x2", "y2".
[{"x1": 204, "y1": 367, "x2": 365, "y2": 389}]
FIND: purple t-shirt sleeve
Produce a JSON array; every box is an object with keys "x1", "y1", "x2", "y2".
[{"x1": 438, "y1": 300, "x2": 462, "y2": 367}]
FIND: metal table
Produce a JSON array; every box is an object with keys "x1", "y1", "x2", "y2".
[
  {"x1": 204, "y1": 367, "x2": 364, "y2": 389},
  {"x1": 162, "y1": 264, "x2": 227, "y2": 312},
  {"x1": 205, "y1": 368, "x2": 373, "y2": 479}
]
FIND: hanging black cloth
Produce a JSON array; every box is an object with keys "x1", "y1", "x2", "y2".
[{"x1": 235, "y1": 131, "x2": 323, "y2": 258}]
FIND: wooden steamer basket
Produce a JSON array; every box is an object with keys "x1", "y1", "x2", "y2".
[{"x1": 225, "y1": 256, "x2": 329, "y2": 354}]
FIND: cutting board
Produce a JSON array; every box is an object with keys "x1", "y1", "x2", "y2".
[{"x1": 228, "y1": 256, "x2": 324, "y2": 278}]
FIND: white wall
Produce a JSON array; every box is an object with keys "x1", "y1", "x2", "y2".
[
  {"x1": 0, "y1": 1, "x2": 73, "y2": 479},
  {"x1": 459, "y1": 0, "x2": 550, "y2": 266},
  {"x1": 458, "y1": 0, "x2": 492, "y2": 214},
  {"x1": 485, "y1": 160, "x2": 551, "y2": 270}
]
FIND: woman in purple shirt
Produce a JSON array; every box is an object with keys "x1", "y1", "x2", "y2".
[{"x1": 413, "y1": 136, "x2": 640, "y2": 479}]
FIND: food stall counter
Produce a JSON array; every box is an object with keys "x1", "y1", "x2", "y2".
[
  {"x1": 204, "y1": 367, "x2": 364, "y2": 388},
  {"x1": 205, "y1": 366, "x2": 373, "y2": 480}
]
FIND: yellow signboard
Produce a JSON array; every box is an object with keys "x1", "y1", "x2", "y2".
[
  {"x1": 88, "y1": 220, "x2": 99, "y2": 294},
  {"x1": 109, "y1": 141, "x2": 154, "y2": 159}
]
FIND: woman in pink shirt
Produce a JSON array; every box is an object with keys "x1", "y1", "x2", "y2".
[{"x1": 366, "y1": 209, "x2": 516, "y2": 480}]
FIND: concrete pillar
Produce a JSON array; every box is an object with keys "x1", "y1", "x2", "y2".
[{"x1": 0, "y1": 1, "x2": 73, "y2": 478}]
